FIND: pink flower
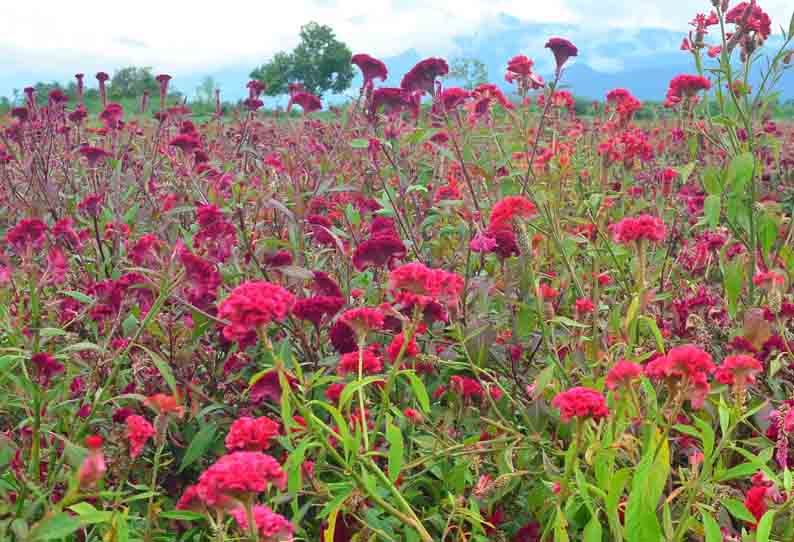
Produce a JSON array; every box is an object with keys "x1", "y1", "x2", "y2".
[
  {"x1": 714, "y1": 355, "x2": 763, "y2": 387},
  {"x1": 545, "y1": 37, "x2": 578, "y2": 74},
  {"x1": 551, "y1": 387, "x2": 609, "y2": 422},
  {"x1": 226, "y1": 416, "x2": 281, "y2": 451},
  {"x1": 489, "y1": 196, "x2": 537, "y2": 230},
  {"x1": 450, "y1": 375, "x2": 485, "y2": 401},
  {"x1": 218, "y1": 281, "x2": 294, "y2": 344},
  {"x1": 292, "y1": 296, "x2": 345, "y2": 327},
  {"x1": 352, "y1": 236, "x2": 407, "y2": 271},
  {"x1": 610, "y1": 214, "x2": 667, "y2": 244},
  {"x1": 401, "y1": 58, "x2": 449, "y2": 95},
  {"x1": 337, "y1": 349, "x2": 383, "y2": 375},
  {"x1": 352, "y1": 53, "x2": 388, "y2": 87},
  {"x1": 645, "y1": 345, "x2": 715, "y2": 409},
  {"x1": 575, "y1": 298, "x2": 595, "y2": 315},
  {"x1": 196, "y1": 452, "x2": 287, "y2": 505},
  {"x1": 126, "y1": 415, "x2": 155, "y2": 459},
  {"x1": 606, "y1": 360, "x2": 643, "y2": 390},
  {"x1": 31, "y1": 352, "x2": 64, "y2": 387},
  {"x1": 229, "y1": 505, "x2": 294, "y2": 542},
  {"x1": 287, "y1": 91, "x2": 322, "y2": 114},
  {"x1": 78, "y1": 436, "x2": 107, "y2": 490}
]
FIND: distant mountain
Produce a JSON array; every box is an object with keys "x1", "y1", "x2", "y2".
[{"x1": 3, "y1": 16, "x2": 791, "y2": 103}]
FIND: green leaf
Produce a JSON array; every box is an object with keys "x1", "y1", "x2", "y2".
[
  {"x1": 386, "y1": 423, "x2": 404, "y2": 483},
  {"x1": 30, "y1": 513, "x2": 83, "y2": 541},
  {"x1": 584, "y1": 516, "x2": 603, "y2": 542},
  {"x1": 39, "y1": 327, "x2": 67, "y2": 337},
  {"x1": 725, "y1": 152, "x2": 755, "y2": 193},
  {"x1": 755, "y1": 510, "x2": 775, "y2": 542},
  {"x1": 702, "y1": 167, "x2": 723, "y2": 196},
  {"x1": 61, "y1": 290, "x2": 94, "y2": 304},
  {"x1": 701, "y1": 511, "x2": 722, "y2": 542},
  {"x1": 722, "y1": 498, "x2": 755, "y2": 523},
  {"x1": 625, "y1": 430, "x2": 670, "y2": 542},
  {"x1": 350, "y1": 138, "x2": 370, "y2": 149},
  {"x1": 159, "y1": 510, "x2": 207, "y2": 521},
  {"x1": 402, "y1": 371, "x2": 430, "y2": 413},
  {"x1": 179, "y1": 424, "x2": 217, "y2": 472},
  {"x1": 704, "y1": 195, "x2": 720, "y2": 228},
  {"x1": 139, "y1": 345, "x2": 178, "y2": 398},
  {"x1": 554, "y1": 507, "x2": 570, "y2": 542},
  {"x1": 723, "y1": 259, "x2": 744, "y2": 319}
]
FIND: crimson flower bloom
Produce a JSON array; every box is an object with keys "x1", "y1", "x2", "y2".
[
  {"x1": 225, "y1": 416, "x2": 280, "y2": 451},
  {"x1": 218, "y1": 281, "x2": 294, "y2": 344},
  {"x1": 439, "y1": 87, "x2": 471, "y2": 111},
  {"x1": 610, "y1": 214, "x2": 666, "y2": 244},
  {"x1": 488, "y1": 195, "x2": 537, "y2": 230},
  {"x1": 726, "y1": 2, "x2": 772, "y2": 41},
  {"x1": 6, "y1": 218, "x2": 48, "y2": 253},
  {"x1": 31, "y1": 352, "x2": 64, "y2": 387},
  {"x1": 370, "y1": 87, "x2": 418, "y2": 118},
  {"x1": 126, "y1": 415, "x2": 155, "y2": 459},
  {"x1": 714, "y1": 355, "x2": 763, "y2": 387},
  {"x1": 144, "y1": 393, "x2": 185, "y2": 417},
  {"x1": 666, "y1": 75, "x2": 711, "y2": 101},
  {"x1": 352, "y1": 53, "x2": 388, "y2": 88},
  {"x1": 352, "y1": 236, "x2": 407, "y2": 271},
  {"x1": 229, "y1": 505, "x2": 294, "y2": 542},
  {"x1": 551, "y1": 386, "x2": 609, "y2": 423},
  {"x1": 645, "y1": 345, "x2": 715, "y2": 409},
  {"x1": 79, "y1": 146, "x2": 110, "y2": 166},
  {"x1": 169, "y1": 133, "x2": 201, "y2": 154},
  {"x1": 337, "y1": 349, "x2": 383, "y2": 375},
  {"x1": 605, "y1": 360, "x2": 643, "y2": 390},
  {"x1": 287, "y1": 91, "x2": 322, "y2": 114},
  {"x1": 78, "y1": 436, "x2": 107, "y2": 490},
  {"x1": 401, "y1": 57, "x2": 449, "y2": 95},
  {"x1": 389, "y1": 262, "x2": 465, "y2": 317},
  {"x1": 339, "y1": 307, "x2": 385, "y2": 339},
  {"x1": 192, "y1": 452, "x2": 287, "y2": 506},
  {"x1": 507, "y1": 55, "x2": 534, "y2": 76},
  {"x1": 545, "y1": 37, "x2": 578, "y2": 74}
]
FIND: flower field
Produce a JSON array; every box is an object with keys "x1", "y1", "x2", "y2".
[{"x1": 2, "y1": 2, "x2": 794, "y2": 541}]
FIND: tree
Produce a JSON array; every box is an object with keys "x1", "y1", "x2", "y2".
[
  {"x1": 250, "y1": 22, "x2": 354, "y2": 97},
  {"x1": 447, "y1": 58, "x2": 488, "y2": 90},
  {"x1": 195, "y1": 76, "x2": 218, "y2": 104},
  {"x1": 110, "y1": 67, "x2": 159, "y2": 99}
]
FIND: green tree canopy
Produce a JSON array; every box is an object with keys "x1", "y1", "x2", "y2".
[
  {"x1": 110, "y1": 67, "x2": 159, "y2": 99},
  {"x1": 250, "y1": 22, "x2": 354, "y2": 97},
  {"x1": 447, "y1": 58, "x2": 488, "y2": 90}
]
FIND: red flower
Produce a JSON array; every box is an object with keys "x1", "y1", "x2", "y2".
[
  {"x1": 666, "y1": 75, "x2": 711, "y2": 101},
  {"x1": 352, "y1": 236, "x2": 407, "y2": 271},
  {"x1": 292, "y1": 296, "x2": 345, "y2": 327},
  {"x1": 388, "y1": 262, "x2": 464, "y2": 313},
  {"x1": 645, "y1": 345, "x2": 714, "y2": 409},
  {"x1": 169, "y1": 133, "x2": 201, "y2": 154},
  {"x1": 337, "y1": 349, "x2": 383, "y2": 375},
  {"x1": 439, "y1": 87, "x2": 471, "y2": 111},
  {"x1": 31, "y1": 352, "x2": 64, "y2": 387},
  {"x1": 339, "y1": 307, "x2": 385, "y2": 338},
  {"x1": 352, "y1": 53, "x2": 388, "y2": 87},
  {"x1": 312, "y1": 271, "x2": 343, "y2": 298},
  {"x1": 744, "y1": 485, "x2": 768, "y2": 528},
  {"x1": 370, "y1": 87, "x2": 418, "y2": 118},
  {"x1": 125, "y1": 415, "x2": 155, "y2": 459},
  {"x1": 229, "y1": 505, "x2": 294, "y2": 542},
  {"x1": 218, "y1": 281, "x2": 294, "y2": 343},
  {"x1": 489, "y1": 195, "x2": 537, "y2": 230},
  {"x1": 287, "y1": 91, "x2": 322, "y2": 113},
  {"x1": 194, "y1": 452, "x2": 287, "y2": 506},
  {"x1": 6, "y1": 218, "x2": 48, "y2": 253},
  {"x1": 606, "y1": 360, "x2": 642, "y2": 390},
  {"x1": 545, "y1": 37, "x2": 578, "y2": 73},
  {"x1": 330, "y1": 320, "x2": 358, "y2": 354},
  {"x1": 325, "y1": 382, "x2": 346, "y2": 402},
  {"x1": 387, "y1": 332, "x2": 419, "y2": 362},
  {"x1": 551, "y1": 387, "x2": 609, "y2": 422},
  {"x1": 225, "y1": 416, "x2": 280, "y2": 451},
  {"x1": 79, "y1": 145, "x2": 110, "y2": 166},
  {"x1": 714, "y1": 355, "x2": 763, "y2": 386},
  {"x1": 575, "y1": 298, "x2": 595, "y2": 315},
  {"x1": 752, "y1": 270, "x2": 785, "y2": 289},
  {"x1": 506, "y1": 55, "x2": 534, "y2": 76},
  {"x1": 78, "y1": 436, "x2": 107, "y2": 490},
  {"x1": 450, "y1": 375, "x2": 484, "y2": 401},
  {"x1": 401, "y1": 57, "x2": 449, "y2": 94},
  {"x1": 726, "y1": 2, "x2": 772, "y2": 40},
  {"x1": 403, "y1": 408, "x2": 422, "y2": 424},
  {"x1": 144, "y1": 393, "x2": 185, "y2": 417},
  {"x1": 610, "y1": 214, "x2": 667, "y2": 244}
]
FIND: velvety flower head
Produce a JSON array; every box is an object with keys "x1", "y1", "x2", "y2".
[
  {"x1": 31, "y1": 352, "x2": 64, "y2": 387},
  {"x1": 229, "y1": 505, "x2": 294, "y2": 542},
  {"x1": 6, "y1": 218, "x2": 48, "y2": 254},
  {"x1": 78, "y1": 435, "x2": 107, "y2": 490},
  {"x1": 726, "y1": 2, "x2": 772, "y2": 40},
  {"x1": 545, "y1": 37, "x2": 578, "y2": 73},
  {"x1": 752, "y1": 270, "x2": 785, "y2": 290},
  {"x1": 287, "y1": 91, "x2": 322, "y2": 114},
  {"x1": 339, "y1": 307, "x2": 385, "y2": 339},
  {"x1": 551, "y1": 386, "x2": 609, "y2": 422},
  {"x1": 337, "y1": 349, "x2": 384, "y2": 375},
  {"x1": 610, "y1": 214, "x2": 667, "y2": 244},
  {"x1": 714, "y1": 355, "x2": 763, "y2": 387},
  {"x1": 488, "y1": 195, "x2": 537, "y2": 230},
  {"x1": 79, "y1": 145, "x2": 111, "y2": 166},
  {"x1": 645, "y1": 345, "x2": 715, "y2": 409},
  {"x1": 387, "y1": 332, "x2": 419, "y2": 362},
  {"x1": 667, "y1": 75, "x2": 711, "y2": 100},
  {"x1": 170, "y1": 133, "x2": 201, "y2": 154},
  {"x1": 401, "y1": 57, "x2": 449, "y2": 94},
  {"x1": 246, "y1": 79, "x2": 267, "y2": 99},
  {"x1": 196, "y1": 452, "x2": 287, "y2": 505},
  {"x1": 352, "y1": 236, "x2": 407, "y2": 271},
  {"x1": 312, "y1": 271, "x2": 343, "y2": 298},
  {"x1": 370, "y1": 87, "x2": 417, "y2": 118},
  {"x1": 144, "y1": 393, "x2": 185, "y2": 417},
  {"x1": 439, "y1": 87, "x2": 471, "y2": 111},
  {"x1": 292, "y1": 296, "x2": 345, "y2": 327},
  {"x1": 125, "y1": 415, "x2": 155, "y2": 459},
  {"x1": 330, "y1": 320, "x2": 358, "y2": 354},
  {"x1": 388, "y1": 262, "x2": 465, "y2": 314},
  {"x1": 225, "y1": 416, "x2": 280, "y2": 451},
  {"x1": 352, "y1": 53, "x2": 388, "y2": 87},
  {"x1": 574, "y1": 298, "x2": 596, "y2": 315},
  {"x1": 606, "y1": 360, "x2": 643, "y2": 390},
  {"x1": 218, "y1": 281, "x2": 294, "y2": 344},
  {"x1": 449, "y1": 375, "x2": 485, "y2": 401},
  {"x1": 506, "y1": 55, "x2": 534, "y2": 77}
]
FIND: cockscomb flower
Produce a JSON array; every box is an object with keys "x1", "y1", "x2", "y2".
[
  {"x1": 666, "y1": 75, "x2": 711, "y2": 100},
  {"x1": 574, "y1": 298, "x2": 595, "y2": 315},
  {"x1": 610, "y1": 214, "x2": 667, "y2": 244},
  {"x1": 126, "y1": 415, "x2": 155, "y2": 459},
  {"x1": 726, "y1": 2, "x2": 772, "y2": 41},
  {"x1": 218, "y1": 281, "x2": 294, "y2": 344},
  {"x1": 752, "y1": 270, "x2": 785, "y2": 290},
  {"x1": 31, "y1": 352, "x2": 64, "y2": 387},
  {"x1": 352, "y1": 53, "x2": 388, "y2": 88},
  {"x1": 489, "y1": 195, "x2": 537, "y2": 230},
  {"x1": 196, "y1": 452, "x2": 287, "y2": 505},
  {"x1": 229, "y1": 505, "x2": 294, "y2": 542},
  {"x1": 401, "y1": 57, "x2": 449, "y2": 95},
  {"x1": 6, "y1": 218, "x2": 48, "y2": 254},
  {"x1": 370, "y1": 87, "x2": 418, "y2": 118},
  {"x1": 387, "y1": 332, "x2": 419, "y2": 362},
  {"x1": 337, "y1": 349, "x2": 384, "y2": 375},
  {"x1": 339, "y1": 307, "x2": 385, "y2": 340},
  {"x1": 292, "y1": 296, "x2": 345, "y2": 328},
  {"x1": 449, "y1": 375, "x2": 485, "y2": 401},
  {"x1": 79, "y1": 145, "x2": 111, "y2": 166},
  {"x1": 352, "y1": 236, "x2": 407, "y2": 271},
  {"x1": 78, "y1": 435, "x2": 107, "y2": 490},
  {"x1": 246, "y1": 79, "x2": 267, "y2": 99},
  {"x1": 545, "y1": 37, "x2": 578, "y2": 74},
  {"x1": 144, "y1": 393, "x2": 185, "y2": 417},
  {"x1": 388, "y1": 262, "x2": 465, "y2": 314},
  {"x1": 439, "y1": 87, "x2": 471, "y2": 111},
  {"x1": 169, "y1": 133, "x2": 201, "y2": 154},
  {"x1": 506, "y1": 55, "x2": 534, "y2": 76},
  {"x1": 605, "y1": 360, "x2": 643, "y2": 390},
  {"x1": 287, "y1": 91, "x2": 322, "y2": 114},
  {"x1": 714, "y1": 355, "x2": 763, "y2": 387},
  {"x1": 551, "y1": 387, "x2": 609, "y2": 423},
  {"x1": 645, "y1": 345, "x2": 714, "y2": 409},
  {"x1": 225, "y1": 416, "x2": 281, "y2": 451}
]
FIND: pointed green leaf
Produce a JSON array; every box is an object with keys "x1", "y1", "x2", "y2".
[
  {"x1": 179, "y1": 424, "x2": 218, "y2": 472},
  {"x1": 386, "y1": 423, "x2": 404, "y2": 483}
]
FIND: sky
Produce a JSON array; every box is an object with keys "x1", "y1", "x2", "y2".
[{"x1": 2, "y1": 0, "x2": 793, "y2": 97}]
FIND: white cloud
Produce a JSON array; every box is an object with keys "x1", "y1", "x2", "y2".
[{"x1": 1, "y1": 0, "x2": 792, "y2": 95}]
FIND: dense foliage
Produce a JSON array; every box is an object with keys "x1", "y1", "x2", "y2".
[{"x1": 1, "y1": 3, "x2": 794, "y2": 542}]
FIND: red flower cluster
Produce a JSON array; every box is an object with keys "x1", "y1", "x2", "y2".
[
  {"x1": 225, "y1": 416, "x2": 280, "y2": 451},
  {"x1": 666, "y1": 74, "x2": 711, "y2": 103},
  {"x1": 645, "y1": 345, "x2": 715, "y2": 409},
  {"x1": 126, "y1": 415, "x2": 155, "y2": 459},
  {"x1": 545, "y1": 37, "x2": 578, "y2": 73},
  {"x1": 218, "y1": 281, "x2": 294, "y2": 344},
  {"x1": 401, "y1": 57, "x2": 449, "y2": 94},
  {"x1": 551, "y1": 387, "x2": 609, "y2": 422},
  {"x1": 489, "y1": 195, "x2": 537, "y2": 230},
  {"x1": 713, "y1": 355, "x2": 763, "y2": 387},
  {"x1": 229, "y1": 505, "x2": 294, "y2": 542},
  {"x1": 610, "y1": 214, "x2": 667, "y2": 244},
  {"x1": 186, "y1": 451, "x2": 287, "y2": 507},
  {"x1": 292, "y1": 296, "x2": 345, "y2": 328},
  {"x1": 388, "y1": 262, "x2": 464, "y2": 319},
  {"x1": 337, "y1": 349, "x2": 384, "y2": 375},
  {"x1": 605, "y1": 360, "x2": 642, "y2": 390},
  {"x1": 287, "y1": 91, "x2": 322, "y2": 114},
  {"x1": 352, "y1": 53, "x2": 388, "y2": 88}
]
